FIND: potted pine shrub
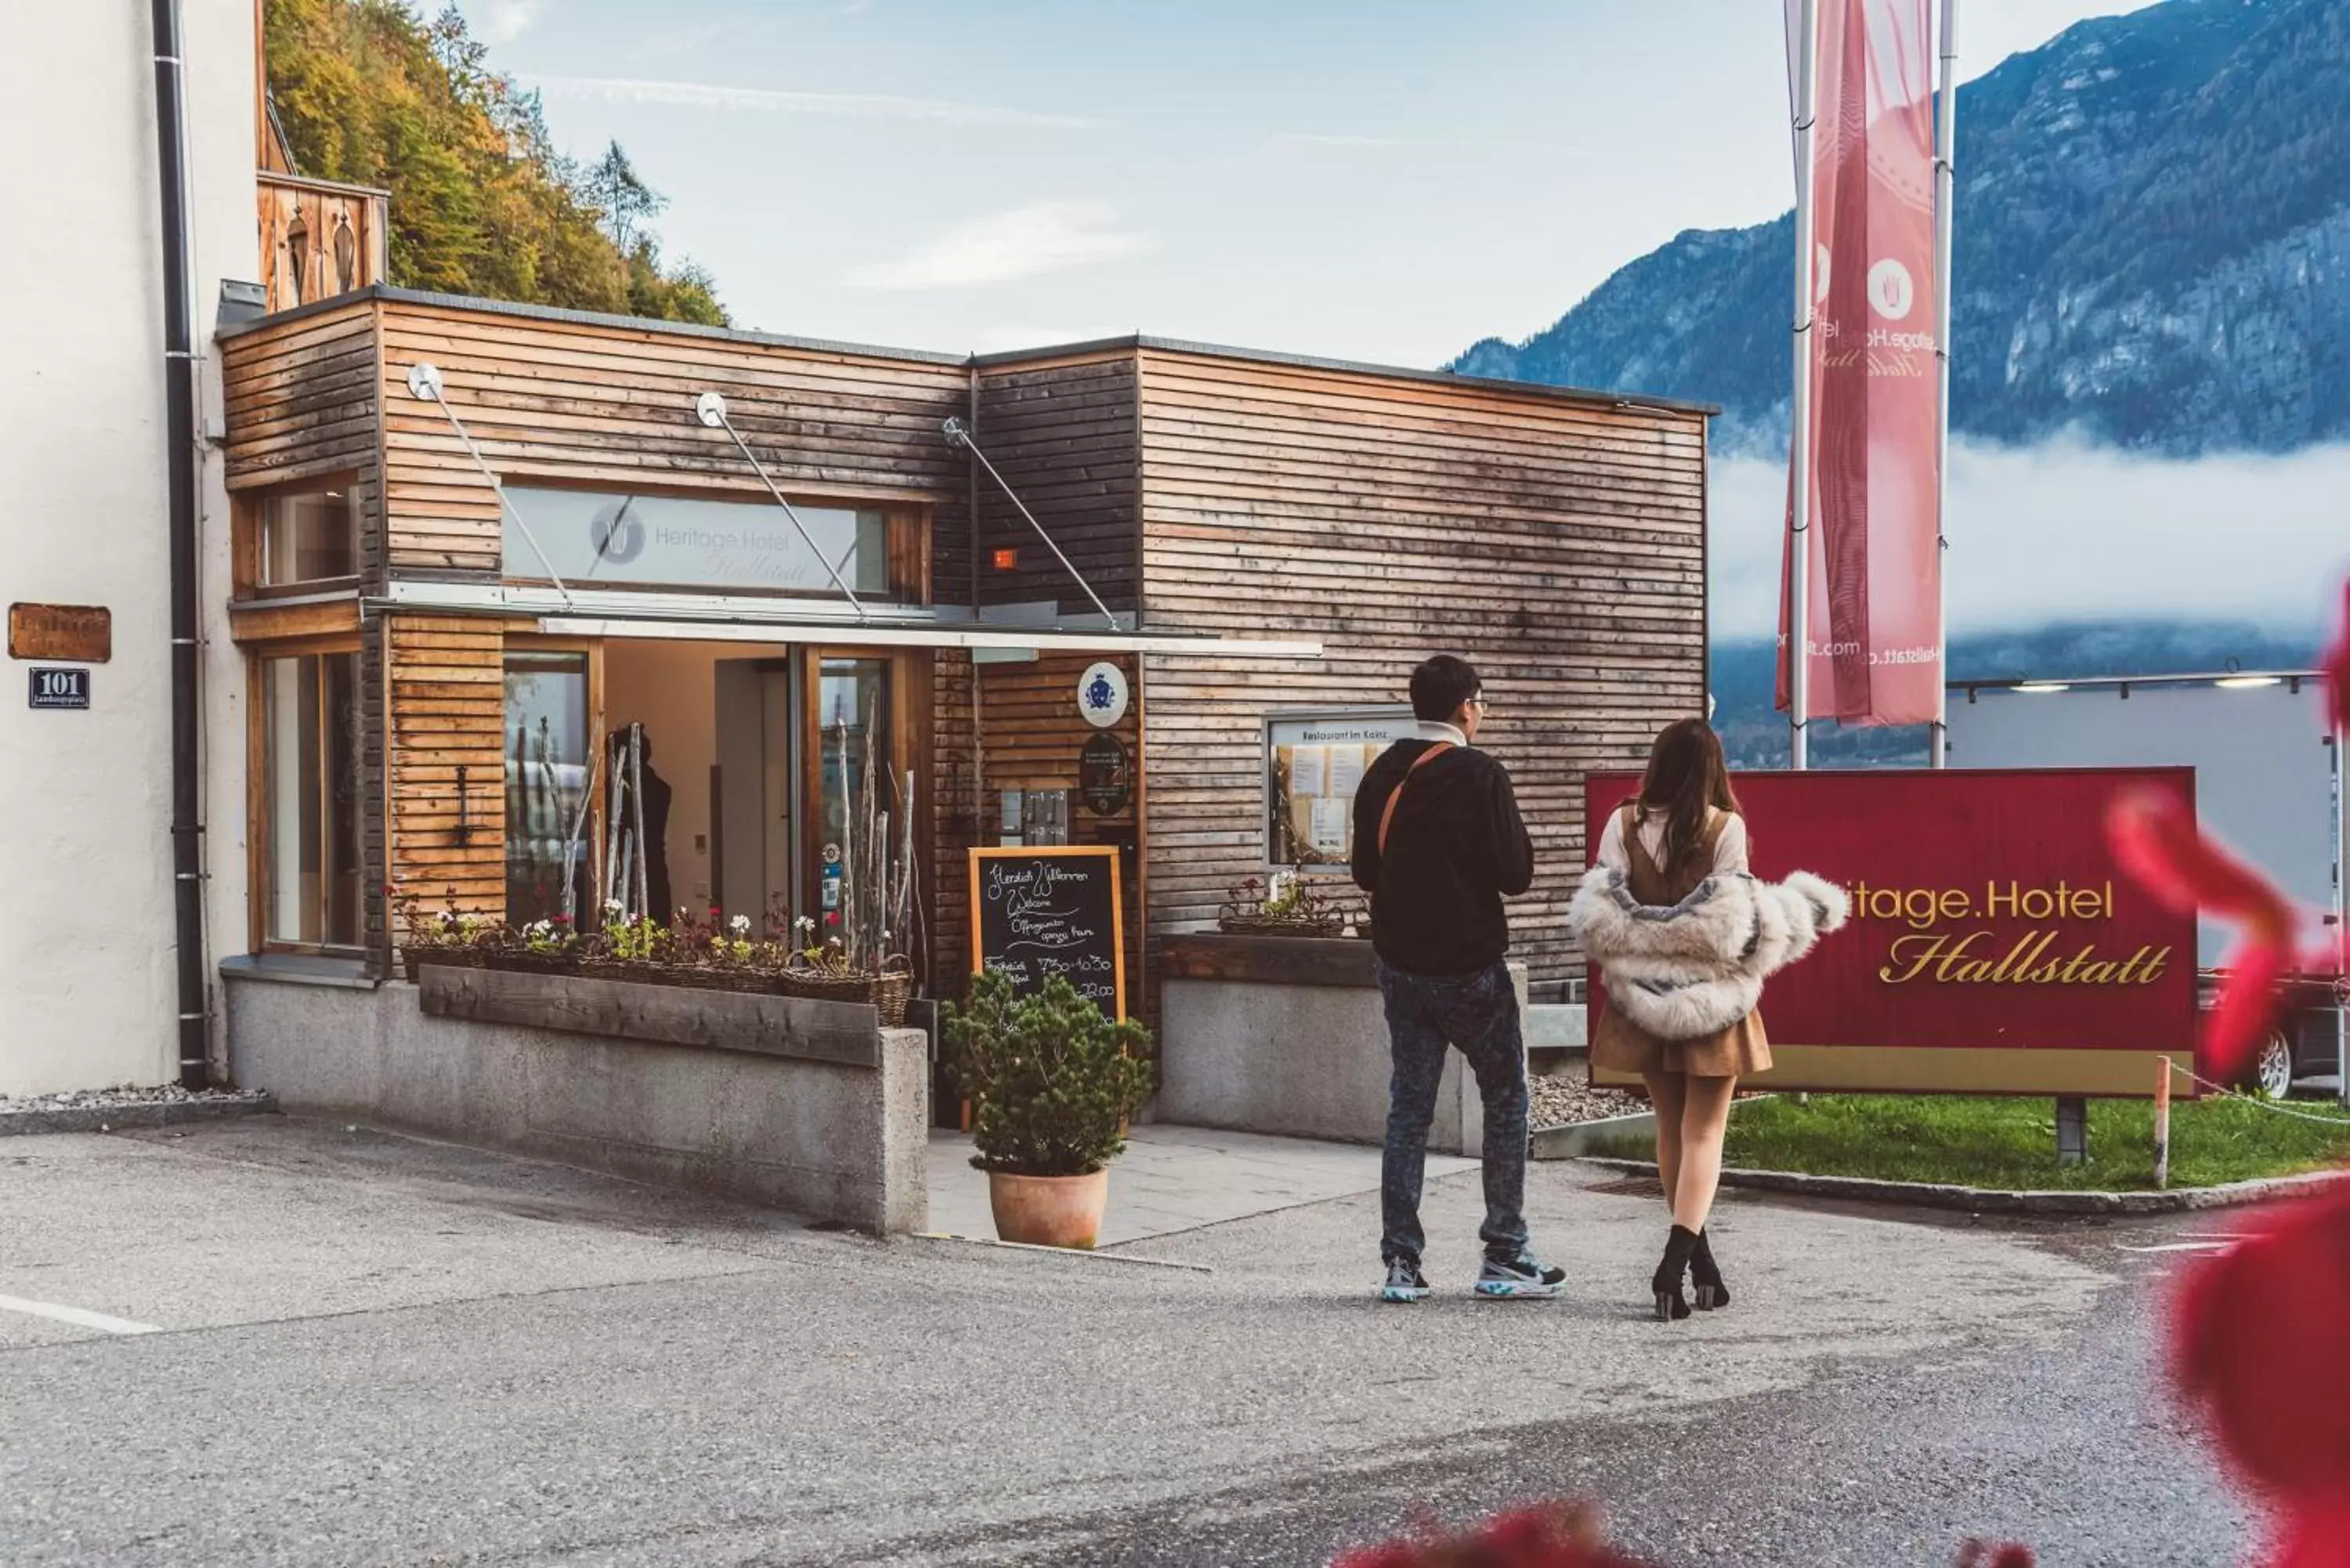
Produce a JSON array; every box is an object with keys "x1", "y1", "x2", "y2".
[{"x1": 942, "y1": 970, "x2": 1154, "y2": 1249}]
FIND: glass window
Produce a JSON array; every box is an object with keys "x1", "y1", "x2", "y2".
[
  {"x1": 501, "y1": 487, "x2": 889, "y2": 597},
  {"x1": 259, "y1": 489, "x2": 357, "y2": 583},
  {"x1": 815, "y1": 659, "x2": 892, "y2": 935},
  {"x1": 504, "y1": 653, "x2": 591, "y2": 925},
  {"x1": 262, "y1": 652, "x2": 362, "y2": 947}
]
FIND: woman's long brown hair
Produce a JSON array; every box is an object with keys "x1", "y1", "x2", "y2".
[{"x1": 1635, "y1": 717, "x2": 1741, "y2": 879}]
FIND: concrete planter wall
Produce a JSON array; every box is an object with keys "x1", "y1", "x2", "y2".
[
  {"x1": 223, "y1": 964, "x2": 928, "y2": 1233},
  {"x1": 1154, "y1": 934, "x2": 1528, "y2": 1154}
]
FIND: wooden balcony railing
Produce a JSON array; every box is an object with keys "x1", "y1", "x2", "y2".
[{"x1": 257, "y1": 171, "x2": 389, "y2": 314}]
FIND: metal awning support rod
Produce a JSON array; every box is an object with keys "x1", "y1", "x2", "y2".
[
  {"x1": 943, "y1": 416, "x2": 1120, "y2": 630},
  {"x1": 406, "y1": 363, "x2": 572, "y2": 609},
  {"x1": 693, "y1": 392, "x2": 873, "y2": 623}
]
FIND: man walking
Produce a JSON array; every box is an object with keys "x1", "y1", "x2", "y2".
[{"x1": 1352, "y1": 655, "x2": 1563, "y2": 1302}]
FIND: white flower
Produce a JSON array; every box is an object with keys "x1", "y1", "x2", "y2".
[
  {"x1": 602, "y1": 898, "x2": 624, "y2": 914},
  {"x1": 728, "y1": 915, "x2": 751, "y2": 936}
]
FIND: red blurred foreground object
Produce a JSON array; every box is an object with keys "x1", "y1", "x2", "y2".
[
  {"x1": 2106, "y1": 789, "x2": 2301, "y2": 1084},
  {"x1": 1332, "y1": 1505, "x2": 1650, "y2": 1568},
  {"x1": 2174, "y1": 1184, "x2": 2350, "y2": 1568},
  {"x1": 1333, "y1": 1506, "x2": 2036, "y2": 1568},
  {"x1": 1955, "y1": 1545, "x2": 2040, "y2": 1568}
]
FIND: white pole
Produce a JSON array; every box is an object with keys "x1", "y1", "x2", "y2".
[
  {"x1": 1788, "y1": 0, "x2": 1822, "y2": 771},
  {"x1": 1930, "y1": 0, "x2": 1958, "y2": 769}
]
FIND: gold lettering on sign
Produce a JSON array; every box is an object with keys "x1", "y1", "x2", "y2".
[{"x1": 1849, "y1": 876, "x2": 2165, "y2": 988}]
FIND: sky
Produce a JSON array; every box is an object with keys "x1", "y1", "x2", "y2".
[
  {"x1": 450, "y1": 0, "x2": 2347, "y2": 641},
  {"x1": 454, "y1": 0, "x2": 2157, "y2": 365}
]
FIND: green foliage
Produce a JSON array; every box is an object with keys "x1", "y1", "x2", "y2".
[
  {"x1": 1584, "y1": 1092, "x2": 2350, "y2": 1191},
  {"x1": 943, "y1": 972, "x2": 1155, "y2": 1178},
  {"x1": 265, "y1": 0, "x2": 727, "y2": 324}
]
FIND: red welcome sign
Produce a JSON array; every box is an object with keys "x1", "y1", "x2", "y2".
[{"x1": 1583, "y1": 768, "x2": 2200, "y2": 1097}]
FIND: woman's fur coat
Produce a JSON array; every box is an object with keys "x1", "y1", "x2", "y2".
[{"x1": 1569, "y1": 864, "x2": 1852, "y2": 1041}]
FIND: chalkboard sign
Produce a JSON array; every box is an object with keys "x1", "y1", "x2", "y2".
[{"x1": 967, "y1": 845, "x2": 1126, "y2": 1018}]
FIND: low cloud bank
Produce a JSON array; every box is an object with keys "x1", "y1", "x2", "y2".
[{"x1": 1708, "y1": 437, "x2": 2350, "y2": 641}]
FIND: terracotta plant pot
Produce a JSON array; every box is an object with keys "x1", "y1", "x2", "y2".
[{"x1": 987, "y1": 1168, "x2": 1111, "y2": 1250}]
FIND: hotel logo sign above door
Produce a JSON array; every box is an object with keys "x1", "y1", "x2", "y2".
[
  {"x1": 502, "y1": 487, "x2": 886, "y2": 594},
  {"x1": 1077, "y1": 663, "x2": 1129, "y2": 728}
]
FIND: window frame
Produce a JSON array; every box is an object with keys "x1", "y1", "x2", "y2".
[
  {"x1": 501, "y1": 640, "x2": 603, "y2": 928},
  {"x1": 489, "y1": 476, "x2": 931, "y2": 605},
  {"x1": 234, "y1": 473, "x2": 364, "y2": 602},
  {"x1": 248, "y1": 635, "x2": 368, "y2": 956}
]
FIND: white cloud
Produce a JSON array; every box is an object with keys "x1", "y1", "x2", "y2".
[
  {"x1": 846, "y1": 203, "x2": 1154, "y2": 291},
  {"x1": 475, "y1": 0, "x2": 542, "y2": 45},
  {"x1": 525, "y1": 75, "x2": 1097, "y2": 131},
  {"x1": 1708, "y1": 438, "x2": 2350, "y2": 640}
]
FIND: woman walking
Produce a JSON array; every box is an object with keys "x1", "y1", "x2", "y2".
[{"x1": 1574, "y1": 718, "x2": 1843, "y2": 1321}]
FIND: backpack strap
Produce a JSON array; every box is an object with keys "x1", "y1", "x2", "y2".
[{"x1": 1377, "y1": 742, "x2": 1456, "y2": 856}]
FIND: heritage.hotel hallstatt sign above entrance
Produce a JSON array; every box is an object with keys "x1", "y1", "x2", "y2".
[{"x1": 1585, "y1": 768, "x2": 2200, "y2": 1097}]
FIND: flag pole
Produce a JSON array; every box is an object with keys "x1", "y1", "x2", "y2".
[
  {"x1": 1788, "y1": 0, "x2": 1821, "y2": 771},
  {"x1": 1930, "y1": 0, "x2": 1958, "y2": 768}
]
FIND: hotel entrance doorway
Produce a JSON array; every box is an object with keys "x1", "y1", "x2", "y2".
[{"x1": 703, "y1": 651, "x2": 895, "y2": 941}]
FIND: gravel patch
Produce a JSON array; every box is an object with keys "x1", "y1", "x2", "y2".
[
  {"x1": 1529, "y1": 1066, "x2": 1645, "y2": 1129},
  {"x1": 0, "y1": 1084, "x2": 274, "y2": 1136}
]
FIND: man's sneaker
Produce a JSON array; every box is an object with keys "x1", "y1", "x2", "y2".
[
  {"x1": 1379, "y1": 1259, "x2": 1431, "y2": 1303},
  {"x1": 1474, "y1": 1252, "x2": 1567, "y2": 1299}
]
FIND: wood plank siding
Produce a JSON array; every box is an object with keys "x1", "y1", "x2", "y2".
[
  {"x1": 971, "y1": 354, "x2": 1141, "y2": 615},
  {"x1": 216, "y1": 294, "x2": 1708, "y2": 1000},
  {"x1": 967, "y1": 652, "x2": 1148, "y2": 1020},
  {"x1": 219, "y1": 298, "x2": 382, "y2": 494},
  {"x1": 1131, "y1": 347, "x2": 1710, "y2": 992},
  {"x1": 370, "y1": 300, "x2": 977, "y2": 588},
  {"x1": 255, "y1": 172, "x2": 389, "y2": 316},
  {"x1": 385, "y1": 614, "x2": 519, "y2": 920}
]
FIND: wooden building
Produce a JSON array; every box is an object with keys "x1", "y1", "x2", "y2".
[{"x1": 218, "y1": 286, "x2": 1708, "y2": 1021}]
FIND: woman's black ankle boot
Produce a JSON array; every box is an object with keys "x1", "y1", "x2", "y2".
[
  {"x1": 1652, "y1": 1224, "x2": 1700, "y2": 1321},
  {"x1": 1690, "y1": 1228, "x2": 1730, "y2": 1311}
]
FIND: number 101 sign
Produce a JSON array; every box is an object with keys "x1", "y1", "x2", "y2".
[{"x1": 27, "y1": 667, "x2": 91, "y2": 710}]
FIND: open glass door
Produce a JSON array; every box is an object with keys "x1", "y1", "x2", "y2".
[{"x1": 813, "y1": 658, "x2": 892, "y2": 937}]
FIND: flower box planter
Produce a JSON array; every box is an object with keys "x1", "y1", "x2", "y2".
[
  {"x1": 1216, "y1": 913, "x2": 1346, "y2": 938},
  {"x1": 400, "y1": 946, "x2": 486, "y2": 984},
  {"x1": 773, "y1": 966, "x2": 914, "y2": 1025}
]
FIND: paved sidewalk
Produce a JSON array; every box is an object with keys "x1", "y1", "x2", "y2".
[
  {"x1": 0, "y1": 1115, "x2": 2169, "y2": 1566},
  {"x1": 925, "y1": 1124, "x2": 1476, "y2": 1245}
]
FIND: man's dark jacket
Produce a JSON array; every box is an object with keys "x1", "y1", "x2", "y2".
[{"x1": 1350, "y1": 736, "x2": 1535, "y2": 977}]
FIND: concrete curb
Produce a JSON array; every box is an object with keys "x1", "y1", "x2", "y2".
[
  {"x1": 1571, "y1": 1154, "x2": 2350, "y2": 1215},
  {"x1": 0, "y1": 1092, "x2": 278, "y2": 1139},
  {"x1": 1531, "y1": 1110, "x2": 1656, "y2": 1160}
]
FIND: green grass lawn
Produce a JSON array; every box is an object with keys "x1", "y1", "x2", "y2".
[{"x1": 1583, "y1": 1093, "x2": 2350, "y2": 1191}]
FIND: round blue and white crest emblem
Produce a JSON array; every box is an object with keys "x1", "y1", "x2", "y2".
[{"x1": 1077, "y1": 661, "x2": 1129, "y2": 729}]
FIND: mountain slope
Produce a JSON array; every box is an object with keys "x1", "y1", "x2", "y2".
[{"x1": 1455, "y1": 0, "x2": 2350, "y2": 456}]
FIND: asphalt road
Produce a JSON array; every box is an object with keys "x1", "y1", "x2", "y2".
[{"x1": 0, "y1": 1118, "x2": 2254, "y2": 1567}]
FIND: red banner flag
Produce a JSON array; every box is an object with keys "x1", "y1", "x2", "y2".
[{"x1": 1777, "y1": 0, "x2": 1943, "y2": 728}]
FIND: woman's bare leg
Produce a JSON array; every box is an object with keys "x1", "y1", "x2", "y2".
[
  {"x1": 1643, "y1": 1071, "x2": 1687, "y2": 1214},
  {"x1": 1672, "y1": 1074, "x2": 1740, "y2": 1233}
]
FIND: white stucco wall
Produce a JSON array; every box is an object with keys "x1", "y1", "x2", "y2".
[{"x1": 0, "y1": 2, "x2": 255, "y2": 1093}]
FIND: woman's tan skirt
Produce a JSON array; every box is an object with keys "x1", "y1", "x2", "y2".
[{"x1": 1589, "y1": 1002, "x2": 1771, "y2": 1079}]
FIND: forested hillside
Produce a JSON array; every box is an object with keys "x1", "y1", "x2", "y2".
[{"x1": 265, "y1": 0, "x2": 725, "y2": 326}]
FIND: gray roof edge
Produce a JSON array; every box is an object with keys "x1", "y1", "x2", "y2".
[
  {"x1": 216, "y1": 284, "x2": 971, "y2": 367},
  {"x1": 976, "y1": 333, "x2": 1719, "y2": 417},
  {"x1": 215, "y1": 287, "x2": 1719, "y2": 417}
]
